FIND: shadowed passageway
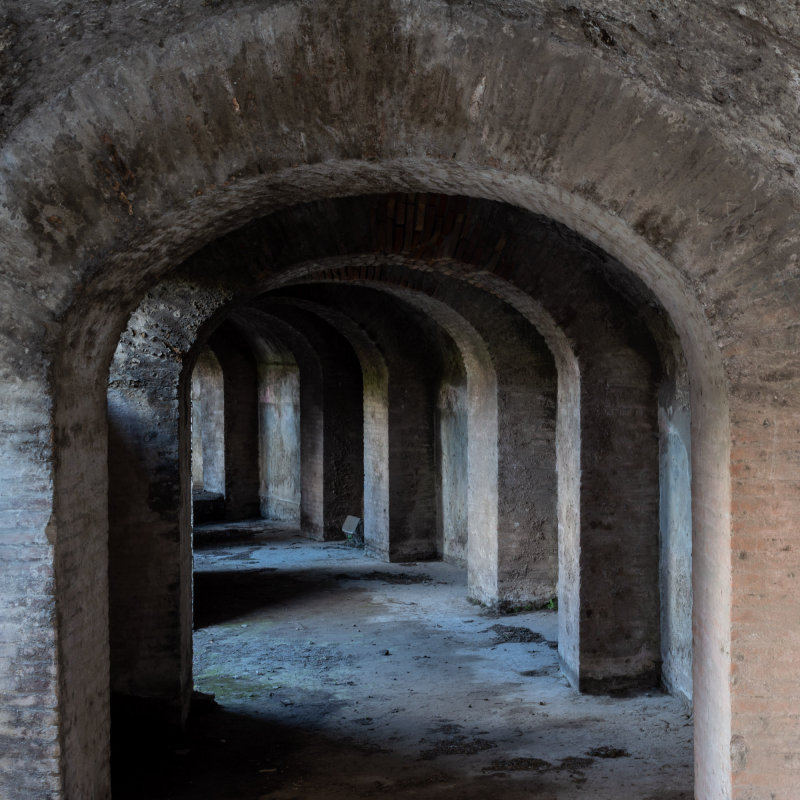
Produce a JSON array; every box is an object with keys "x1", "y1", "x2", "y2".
[{"x1": 113, "y1": 523, "x2": 692, "y2": 800}]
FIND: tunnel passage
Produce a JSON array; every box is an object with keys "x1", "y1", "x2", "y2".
[{"x1": 107, "y1": 192, "x2": 693, "y2": 752}]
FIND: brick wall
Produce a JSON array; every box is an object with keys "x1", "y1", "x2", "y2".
[
  {"x1": 7, "y1": 3, "x2": 800, "y2": 794},
  {"x1": 108, "y1": 280, "x2": 231, "y2": 725},
  {"x1": 255, "y1": 304, "x2": 364, "y2": 540}
]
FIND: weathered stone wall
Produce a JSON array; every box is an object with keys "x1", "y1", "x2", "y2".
[
  {"x1": 253, "y1": 303, "x2": 365, "y2": 539},
  {"x1": 208, "y1": 324, "x2": 261, "y2": 520},
  {"x1": 282, "y1": 284, "x2": 454, "y2": 562},
  {"x1": 191, "y1": 347, "x2": 225, "y2": 496},
  {"x1": 0, "y1": 375, "x2": 62, "y2": 799},
  {"x1": 108, "y1": 279, "x2": 231, "y2": 729},
  {"x1": 258, "y1": 349, "x2": 302, "y2": 523},
  {"x1": 3, "y1": 2, "x2": 800, "y2": 796}
]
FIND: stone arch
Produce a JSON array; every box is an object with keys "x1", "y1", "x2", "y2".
[
  {"x1": 105, "y1": 234, "x2": 683, "y2": 719},
  {"x1": 104, "y1": 264, "x2": 497, "y2": 733},
  {"x1": 107, "y1": 279, "x2": 232, "y2": 731},
  {"x1": 225, "y1": 197, "x2": 670, "y2": 696},
  {"x1": 65, "y1": 191, "x2": 720, "y2": 796},
  {"x1": 3, "y1": 5, "x2": 784, "y2": 794},
  {"x1": 267, "y1": 284, "x2": 502, "y2": 587},
  {"x1": 267, "y1": 277, "x2": 556, "y2": 606},
  {"x1": 262, "y1": 299, "x2": 392, "y2": 554},
  {"x1": 238, "y1": 306, "x2": 364, "y2": 541},
  {"x1": 53, "y1": 181, "x2": 720, "y2": 800}
]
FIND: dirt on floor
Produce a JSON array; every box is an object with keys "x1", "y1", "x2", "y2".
[{"x1": 112, "y1": 522, "x2": 693, "y2": 800}]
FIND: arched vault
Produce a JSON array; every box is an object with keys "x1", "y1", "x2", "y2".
[{"x1": 2, "y1": 5, "x2": 799, "y2": 799}]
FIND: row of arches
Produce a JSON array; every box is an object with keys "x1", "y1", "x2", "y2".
[
  {"x1": 105, "y1": 194, "x2": 694, "y2": 743},
  {"x1": 7, "y1": 2, "x2": 798, "y2": 795}
]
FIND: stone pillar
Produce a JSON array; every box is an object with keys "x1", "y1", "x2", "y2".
[
  {"x1": 190, "y1": 347, "x2": 226, "y2": 523},
  {"x1": 209, "y1": 323, "x2": 261, "y2": 520},
  {"x1": 260, "y1": 298, "x2": 390, "y2": 557},
  {"x1": 282, "y1": 285, "x2": 448, "y2": 562},
  {"x1": 257, "y1": 302, "x2": 365, "y2": 540},
  {"x1": 430, "y1": 278, "x2": 559, "y2": 607},
  {"x1": 107, "y1": 280, "x2": 229, "y2": 724},
  {"x1": 234, "y1": 312, "x2": 320, "y2": 534},
  {"x1": 0, "y1": 374, "x2": 63, "y2": 799},
  {"x1": 574, "y1": 349, "x2": 661, "y2": 692}
]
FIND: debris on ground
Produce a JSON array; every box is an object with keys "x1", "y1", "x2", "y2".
[
  {"x1": 485, "y1": 624, "x2": 545, "y2": 644},
  {"x1": 482, "y1": 756, "x2": 552, "y2": 772},
  {"x1": 115, "y1": 525, "x2": 694, "y2": 800},
  {"x1": 589, "y1": 746, "x2": 630, "y2": 758},
  {"x1": 559, "y1": 756, "x2": 595, "y2": 771},
  {"x1": 418, "y1": 736, "x2": 497, "y2": 760}
]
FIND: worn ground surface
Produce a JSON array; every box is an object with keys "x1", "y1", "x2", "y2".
[{"x1": 113, "y1": 522, "x2": 693, "y2": 799}]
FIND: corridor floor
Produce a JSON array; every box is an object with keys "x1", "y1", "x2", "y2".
[{"x1": 113, "y1": 522, "x2": 693, "y2": 799}]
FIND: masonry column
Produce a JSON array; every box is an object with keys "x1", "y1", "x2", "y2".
[
  {"x1": 263, "y1": 298, "x2": 391, "y2": 558},
  {"x1": 256, "y1": 302, "x2": 364, "y2": 540},
  {"x1": 0, "y1": 377, "x2": 62, "y2": 799},
  {"x1": 208, "y1": 322, "x2": 261, "y2": 521},
  {"x1": 278, "y1": 284, "x2": 450, "y2": 562},
  {"x1": 107, "y1": 280, "x2": 230, "y2": 725},
  {"x1": 430, "y1": 277, "x2": 559, "y2": 607}
]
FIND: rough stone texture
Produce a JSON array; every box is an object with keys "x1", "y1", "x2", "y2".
[
  {"x1": 282, "y1": 284, "x2": 454, "y2": 562},
  {"x1": 0, "y1": 373, "x2": 62, "y2": 799},
  {"x1": 251, "y1": 329, "x2": 303, "y2": 525},
  {"x1": 108, "y1": 279, "x2": 231, "y2": 727},
  {"x1": 198, "y1": 194, "x2": 667, "y2": 692},
  {"x1": 3, "y1": 2, "x2": 800, "y2": 797},
  {"x1": 252, "y1": 302, "x2": 365, "y2": 540},
  {"x1": 191, "y1": 347, "x2": 226, "y2": 496},
  {"x1": 208, "y1": 323, "x2": 261, "y2": 520}
]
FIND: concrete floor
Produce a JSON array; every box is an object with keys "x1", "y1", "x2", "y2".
[{"x1": 113, "y1": 522, "x2": 693, "y2": 799}]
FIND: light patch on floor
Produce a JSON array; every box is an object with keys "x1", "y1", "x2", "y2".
[{"x1": 115, "y1": 522, "x2": 693, "y2": 799}]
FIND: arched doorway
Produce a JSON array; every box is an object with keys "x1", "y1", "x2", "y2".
[
  {"x1": 6, "y1": 8, "x2": 770, "y2": 795},
  {"x1": 105, "y1": 192, "x2": 697, "y2": 797}
]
